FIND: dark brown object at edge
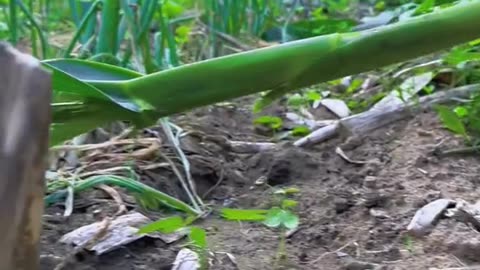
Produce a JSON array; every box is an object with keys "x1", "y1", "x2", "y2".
[{"x1": 0, "y1": 43, "x2": 51, "y2": 270}]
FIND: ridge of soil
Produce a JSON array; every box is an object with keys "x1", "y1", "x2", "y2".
[{"x1": 40, "y1": 99, "x2": 480, "y2": 270}]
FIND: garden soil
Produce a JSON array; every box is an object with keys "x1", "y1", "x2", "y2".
[{"x1": 40, "y1": 97, "x2": 480, "y2": 270}]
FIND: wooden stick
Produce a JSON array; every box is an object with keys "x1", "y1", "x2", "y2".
[
  {"x1": 0, "y1": 43, "x2": 51, "y2": 270},
  {"x1": 295, "y1": 84, "x2": 480, "y2": 147}
]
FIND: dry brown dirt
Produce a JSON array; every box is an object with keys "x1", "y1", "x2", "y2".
[{"x1": 40, "y1": 98, "x2": 480, "y2": 270}]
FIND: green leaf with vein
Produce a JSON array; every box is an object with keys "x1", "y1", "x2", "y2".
[
  {"x1": 220, "y1": 208, "x2": 269, "y2": 221},
  {"x1": 263, "y1": 207, "x2": 299, "y2": 230}
]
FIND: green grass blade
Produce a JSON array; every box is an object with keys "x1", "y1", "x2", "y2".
[
  {"x1": 45, "y1": 58, "x2": 142, "y2": 81},
  {"x1": 9, "y1": 0, "x2": 17, "y2": 44},
  {"x1": 43, "y1": 60, "x2": 115, "y2": 101},
  {"x1": 220, "y1": 208, "x2": 269, "y2": 221},
  {"x1": 16, "y1": 0, "x2": 48, "y2": 58},
  {"x1": 43, "y1": 59, "x2": 150, "y2": 112},
  {"x1": 64, "y1": 0, "x2": 101, "y2": 58},
  {"x1": 30, "y1": 26, "x2": 38, "y2": 57},
  {"x1": 68, "y1": 0, "x2": 80, "y2": 26},
  {"x1": 45, "y1": 175, "x2": 200, "y2": 215},
  {"x1": 117, "y1": 16, "x2": 127, "y2": 50},
  {"x1": 138, "y1": 216, "x2": 186, "y2": 234},
  {"x1": 79, "y1": 0, "x2": 97, "y2": 44},
  {"x1": 96, "y1": 0, "x2": 120, "y2": 55},
  {"x1": 154, "y1": 32, "x2": 164, "y2": 68},
  {"x1": 139, "y1": 0, "x2": 157, "y2": 37},
  {"x1": 159, "y1": 3, "x2": 179, "y2": 67},
  {"x1": 137, "y1": 0, "x2": 158, "y2": 73}
]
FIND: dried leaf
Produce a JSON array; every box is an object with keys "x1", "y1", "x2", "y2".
[
  {"x1": 320, "y1": 99, "x2": 351, "y2": 118},
  {"x1": 171, "y1": 248, "x2": 200, "y2": 270},
  {"x1": 61, "y1": 212, "x2": 187, "y2": 255}
]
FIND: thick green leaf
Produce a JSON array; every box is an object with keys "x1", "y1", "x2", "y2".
[
  {"x1": 263, "y1": 207, "x2": 283, "y2": 228},
  {"x1": 454, "y1": 106, "x2": 469, "y2": 118},
  {"x1": 435, "y1": 105, "x2": 468, "y2": 137},
  {"x1": 189, "y1": 227, "x2": 207, "y2": 249},
  {"x1": 291, "y1": 126, "x2": 311, "y2": 137},
  {"x1": 287, "y1": 18, "x2": 357, "y2": 39},
  {"x1": 121, "y1": 1, "x2": 480, "y2": 118},
  {"x1": 44, "y1": 58, "x2": 163, "y2": 146},
  {"x1": 138, "y1": 216, "x2": 185, "y2": 234},
  {"x1": 282, "y1": 211, "x2": 299, "y2": 230},
  {"x1": 220, "y1": 208, "x2": 269, "y2": 221},
  {"x1": 444, "y1": 47, "x2": 480, "y2": 66},
  {"x1": 44, "y1": 59, "x2": 142, "y2": 81},
  {"x1": 44, "y1": 59, "x2": 146, "y2": 112},
  {"x1": 263, "y1": 208, "x2": 299, "y2": 230},
  {"x1": 281, "y1": 199, "x2": 298, "y2": 210},
  {"x1": 254, "y1": 116, "x2": 283, "y2": 130},
  {"x1": 42, "y1": 62, "x2": 109, "y2": 101}
]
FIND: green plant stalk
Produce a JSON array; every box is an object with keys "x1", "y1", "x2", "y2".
[
  {"x1": 45, "y1": 0, "x2": 50, "y2": 18},
  {"x1": 96, "y1": 0, "x2": 120, "y2": 55},
  {"x1": 282, "y1": 0, "x2": 297, "y2": 43},
  {"x1": 207, "y1": 0, "x2": 216, "y2": 58},
  {"x1": 275, "y1": 230, "x2": 287, "y2": 268},
  {"x1": 115, "y1": 1, "x2": 480, "y2": 117},
  {"x1": 139, "y1": 0, "x2": 157, "y2": 38},
  {"x1": 117, "y1": 16, "x2": 127, "y2": 49},
  {"x1": 28, "y1": 0, "x2": 37, "y2": 57},
  {"x1": 154, "y1": 32, "x2": 164, "y2": 68},
  {"x1": 138, "y1": 34, "x2": 156, "y2": 73},
  {"x1": 16, "y1": 0, "x2": 48, "y2": 58},
  {"x1": 30, "y1": 28, "x2": 37, "y2": 57},
  {"x1": 119, "y1": 0, "x2": 155, "y2": 73},
  {"x1": 9, "y1": 0, "x2": 17, "y2": 45},
  {"x1": 68, "y1": 0, "x2": 80, "y2": 26},
  {"x1": 80, "y1": 0, "x2": 97, "y2": 44},
  {"x1": 158, "y1": 3, "x2": 179, "y2": 68},
  {"x1": 45, "y1": 175, "x2": 200, "y2": 215},
  {"x1": 64, "y1": 0, "x2": 101, "y2": 58}
]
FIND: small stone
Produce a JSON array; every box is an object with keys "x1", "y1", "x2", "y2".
[
  {"x1": 417, "y1": 130, "x2": 433, "y2": 137},
  {"x1": 336, "y1": 251, "x2": 349, "y2": 258},
  {"x1": 254, "y1": 176, "x2": 267, "y2": 185},
  {"x1": 407, "y1": 198, "x2": 455, "y2": 236},
  {"x1": 363, "y1": 191, "x2": 389, "y2": 208},
  {"x1": 320, "y1": 98, "x2": 351, "y2": 118},
  {"x1": 369, "y1": 209, "x2": 390, "y2": 219},
  {"x1": 364, "y1": 176, "x2": 377, "y2": 189},
  {"x1": 334, "y1": 197, "x2": 352, "y2": 214},
  {"x1": 363, "y1": 159, "x2": 382, "y2": 175}
]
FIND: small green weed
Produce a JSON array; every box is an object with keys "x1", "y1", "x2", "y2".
[
  {"x1": 220, "y1": 187, "x2": 300, "y2": 269},
  {"x1": 435, "y1": 104, "x2": 469, "y2": 141},
  {"x1": 253, "y1": 115, "x2": 284, "y2": 132},
  {"x1": 138, "y1": 216, "x2": 210, "y2": 269}
]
